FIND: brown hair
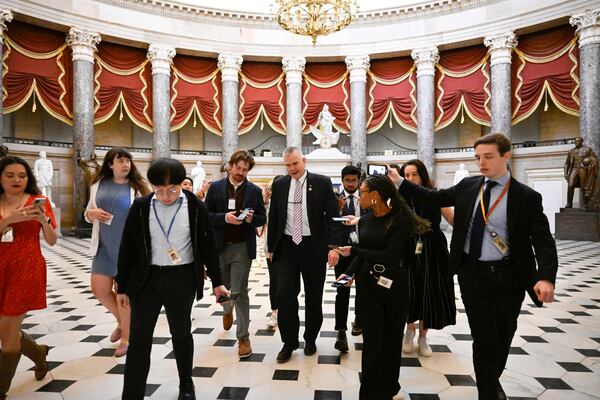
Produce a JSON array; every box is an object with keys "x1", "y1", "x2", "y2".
[
  {"x1": 474, "y1": 133, "x2": 512, "y2": 156},
  {"x1": 0, "y1": 156, "x2": 41, "y2": 195},
  {"x1": 92, "y1": 147, "x2": 150, "y2": 196},
  {"x1": 228, "y1": 150, "x2": 255, "y2": 171}
]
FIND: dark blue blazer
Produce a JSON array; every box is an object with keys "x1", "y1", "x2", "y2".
[{"x1": 204, "y1": 177, "x2": 266, "y2": 260}]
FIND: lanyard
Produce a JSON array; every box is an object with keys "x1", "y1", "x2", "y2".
[
  {"x1": 152, "y1": 197, "x2": 183, "y2": 243},
  {"x1": 479, "y1": 180, "x2": 510, "y2": 225}
]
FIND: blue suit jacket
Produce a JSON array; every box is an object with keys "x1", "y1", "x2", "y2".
[{"x1": 204, "y1": 177, "x2": 266, "y2": 260}]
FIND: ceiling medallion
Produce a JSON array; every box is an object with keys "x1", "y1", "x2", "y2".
[{"x1": 271, "y1": 0, "x2": 359, "y2": 45}]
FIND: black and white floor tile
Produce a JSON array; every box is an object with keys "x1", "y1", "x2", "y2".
[{"x1": 6, "y1": 237, "x2": 600, "y2": 399}]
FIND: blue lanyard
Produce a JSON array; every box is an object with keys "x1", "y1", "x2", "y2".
[{"x1": 152, "y1": 197, "x2": 183, "y2": 243}]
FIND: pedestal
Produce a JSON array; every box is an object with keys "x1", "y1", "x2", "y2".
[
  {"x1": 555, "y1": 208, "x2": 600, "y2": 241},
  {"x1": 53, "y1": 207, "x2": 62, "y2": 238}
]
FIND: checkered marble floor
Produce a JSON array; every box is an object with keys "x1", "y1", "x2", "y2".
[{"x1": 6, "y1": 236, "x2": 600, "y2": 400}]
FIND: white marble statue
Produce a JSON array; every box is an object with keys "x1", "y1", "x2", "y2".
[
  {"x1": 453, "y1": 163, "x2": 470, "y2": 185},
  {"x1": 34, "y1": 151, "x2": 55, "y2": 206},
  {"x1": 310, "y1": 104, "x2": 340, "y2": 149},
  {"x1": 191, "y1": 160, "x2": 206, "y2": 193}
]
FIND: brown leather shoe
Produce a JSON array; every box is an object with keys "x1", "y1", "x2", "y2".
[
  {"x1": 223, "y1": 312, "x2": 233, "y2": 331},
  {"x1": 20, "y1": 330, "x2": 49, "y2": 380},
  {"x1": 238, "y1": 338, "x2": 252, "y2": 359}
]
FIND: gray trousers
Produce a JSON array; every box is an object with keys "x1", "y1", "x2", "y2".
[{"x1": 219, "y1": 242, "x2": 252, "y2": 340}]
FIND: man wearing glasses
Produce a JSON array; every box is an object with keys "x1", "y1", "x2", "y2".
[{"x1": 116, "y1": 158, "x2": 228, "y2": 400}]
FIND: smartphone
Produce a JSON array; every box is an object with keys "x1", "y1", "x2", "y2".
[
  {"x1": 331, "y1": 276, "x2": 351, "y2": 288},
  {"x1": 218, "y1": 292, "x2": 240, "y2": 303},
  {"x1": 328, "y1": 244, "x2": 340, "y2": 250},
  {"x1": 236, "y1": 208, "x2": 252, "y2": 221},
  {"x1": 367, "y1": 164, "x2": 387, "y2": 176},
  {"x1": 332, "y1": 217, "x2": 350, "y2": 222},
  {"x1": 33, "y1": 198, "x2": 47, "y2": 208}
]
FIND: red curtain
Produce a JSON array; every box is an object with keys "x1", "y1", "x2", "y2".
[
  {"x1": 435, "y1": 45, "x2": 490, "y2": 129},
  {"x1": 94, "y1": 42, "x2": 152, "y2": 131},
  {"x1": 367, "y1": 57, "x2": 416, "y2": 132},
  {"x1": 170, "y1": 55, "x2": 221, "y2": 134},
  {"x1": 3, "y1": 21, "x2": 72, "y2": 124},
  {"x1": 512, "y1": 25, "x2": 579, "y2": 124},
  {"x1": 239, "y1": 62, "x2": 285, "y2": 134},
  {"x1": 302, "y1": 62, "x2": 350, "y2": 133}
]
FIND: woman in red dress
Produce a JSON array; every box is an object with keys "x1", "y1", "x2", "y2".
[{"x1": 0, "y1": 156, "x2": 57, "y2": 399}]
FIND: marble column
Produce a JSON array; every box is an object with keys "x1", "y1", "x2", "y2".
[
  {"x1": 484, "y1": 32, "x2": 518, "y2": 138},
  {"x1": 282, "y1": 56, "x2": 306, "y2": 149},
  {"x1": 0, "y1": 10, "x2": 13, "y2": 144},
  {"x1": 218, "y1": 54, "x2": 243, "y2": 163},
  {"x1": 66, "y1": 28, "x2": 101, "y2": 228},
  {"x1": 345, "y1": 55, "x2": 370, "y2": 168},
  {"x1": 411, "y1": 47, "x2": 439, "y2": 176},
  {"x1": 147, "y1": 45, "x2": 175, "y2": 159}
]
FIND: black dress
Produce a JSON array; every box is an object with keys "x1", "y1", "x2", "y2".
[
  {"x1": 404, "y1": 196, "x2": 456, "y2": 330},
  {"x1": 345, "y1": 211, "x2": 410, "y2": 400}
]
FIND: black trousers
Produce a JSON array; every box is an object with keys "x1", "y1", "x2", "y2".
[
  {"x1": 357, "y1": 268, "x2": 408, "y2": 400},
  {"x1": 266, "y1": 258, "x2": 278, "y2": 311},
  {"x1": 334, "y1": 255, "x2": 360, "y2": 331},
  {"x1": 458, "y1": 258, "x2": 525, "y2": 400},
  {"x1": 276, "y1": 236, "x2": 326, "y2": 346},
  {"x1": 122, "y1": 264, "x2": 196, "y2": 400}
]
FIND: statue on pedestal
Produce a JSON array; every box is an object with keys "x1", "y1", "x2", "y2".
[
  {"x1": 0, "y1": 145, "x2": 8, "y2": 158},
  {"x1": 34, "y1": 151, "x2": 55, "y2": 206},
  {"x1": 77, "y1": 150, "x2": 100, "y2": 203},
  {"x1": 453, "y1": 163, "x2": 470, "y2": 185},
  {"x1": 564, "y1": 137, "x2": 598, "y2": 209},
  {"x1": 190, "y1": 160, "x2": 206, "y2": 193},
  {"x1": 310, "y1": 104, "x2": 340, "y2": 149}
]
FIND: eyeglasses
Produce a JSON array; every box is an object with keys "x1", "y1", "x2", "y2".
[{"x1": 152, "y1": 186, "x2": 179, "y2": 196}]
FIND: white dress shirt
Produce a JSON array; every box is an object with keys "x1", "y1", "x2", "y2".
[
  {"x1": 342, "y1": 189, "x2": 361, "y2": 217},
  {"x1": 284, "y1": 171, "x2": 311, "y2": 237}
]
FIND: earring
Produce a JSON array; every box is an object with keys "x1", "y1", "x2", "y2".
[{"x1": 371, "y1": 199, "x2": 376, "y2": 205}]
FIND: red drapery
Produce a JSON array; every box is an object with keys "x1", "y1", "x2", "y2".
[
  {"x1": 367, "y1": 57, "x2": 416, "y2": 132},
  {"x1": 435, "y1": 45, "x2": 490, "y2": 130},
  {"x1": 302, "y1": 63, "x2": 350, "y2": 133},
  {"x1": 2, "y1": 20, "x2": 72, "y2": 124},
  {"x1": 512, "y1": 25, "x2": 579, "y2": 124},
  {"x1": 170, "y1": 55, "x2": 221, "y2": 134},
  {"x1": 94, "y1": 42, "x2": 152, "y2": 131},
  {"x1": 239, "y1": 62, "x2": 285, "y2": 134}
]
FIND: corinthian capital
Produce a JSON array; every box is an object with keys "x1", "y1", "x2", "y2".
[
  {"x1": 282, "y1": 56, "x2": 306, "y2": 85},
  {"x1": 484, "y1": 32, "x2": 517, "y2": 66},
  {"x1": 345, "y1": 55, "x2": 370, "y2": 83},
  {"x1": 0, "y1": 9, "x2": 13, "y2": 44},
  {"x1": 411, "y1": 47, "x2": 439, "y2": 77},
  {"x1": 66, "y1": 28, "x2": 101, "y2": 63},
  {"x1": 570, "y1": 9, "x2": 600, "y2": 47},
  {"x1": 147, "y1": 45, "x2": 175, "y2": 76},
  {"x1": 218, "y1": 54, "x2": 243, "y2": 83}
]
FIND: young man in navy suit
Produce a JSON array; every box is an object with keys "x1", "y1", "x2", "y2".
[
  {"x1": 388, "y1": 133, "x2": 557, "y2": 400},
  {"x1": 204, "y1": 150, "x2": 266, "y2": 359}
]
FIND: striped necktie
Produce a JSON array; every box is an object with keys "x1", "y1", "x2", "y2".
[{"x1": 292, "y1": 179, "x2": 303, "y2": 244}]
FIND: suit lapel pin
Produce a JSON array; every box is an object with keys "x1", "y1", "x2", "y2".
[{"x1": 308, "y1": 185, "x2": 313, "y2": 192}]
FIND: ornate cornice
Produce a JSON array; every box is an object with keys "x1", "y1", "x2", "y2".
[
  {"x1": 0, "y1": 9, "x2": 13, "y2": 45},
  {"x1": 147, "y1": 44, "x2": 175, "y2": 76},
  {"x1": 411, "y1": 47, "x2": 439, "y2": 77},
  {"x1": 345, "y1": 55, "x2": 370, "y2": 84},
  {"x1": 484, "y1": 31, "x2": 517, "y2": 66},
  {"x1": 570, "y1": 9, "x2": 600, "y2": 47},
  {"x1": 66, "y1": 27, "x2": 101, "y2": 63},
  {"x1": 282, "y1": 56, "x2": 305, "y2": 86},
  {"x1": 217, "y1": 54, "x2": 243, "y2": 83}
]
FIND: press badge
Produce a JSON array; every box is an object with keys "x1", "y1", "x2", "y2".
[
  {"x1": 167, "y1": 247, "x2": 182, "y2": 264},
  {"x1": 228, "y1": 198, "x2": 236, "y2": 210},
  {"x1": 1, "y1": 227, "x2": 13, "y2": 243},
  {"x1": 377, "y1": 276, "x2": 393, "y2": 289},
  {"x1": 492, "y1": 235, "x2": 509, "y2": 255},
  {"x1": 415, "y1": 239, "x2": 423, "y2": 255},
  {"x1": 349, "y1": 231, "x2": 359, "y2": 244}
]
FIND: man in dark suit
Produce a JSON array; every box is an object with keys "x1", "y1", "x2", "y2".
[
  {"x1": 388, "y1": 133, "x2": 558, "y2": 400},
  {"x1": 204, "y1": 150, "x2": 266, "y2": 359},
  {"x1": 267, "y1": 147, "x2": 341, "y2": 362}
]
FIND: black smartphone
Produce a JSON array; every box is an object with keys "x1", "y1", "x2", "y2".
[
  {"x1": 331, "y1": 276, "x2": 351, "y2": 288},
  {"x1": 367, "y1": 164, "x2": 387, "y2": 176},
  {"x1": 328, "y1": 244, "x2": 340, "y2": 250},
  {"x1": 218, "y1": 293, "x2": 240, "y2": 303}
]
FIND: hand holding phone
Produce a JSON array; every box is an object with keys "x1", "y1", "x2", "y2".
[
  {"x1": 236, "y1": 208, "x2": 252, "y2": 221},
  {"x1": 33, "y1": 198, "x2": 46, "y2": 209},
  {"x1": 332, "y1": 217, "x2": 350, "y2": 222},
  {"x1": 367, "y1": 164, "x2": 388, "y2": 176},
  {"x1": 332, "y1": 274, "x2": 352, "y2": 288}
]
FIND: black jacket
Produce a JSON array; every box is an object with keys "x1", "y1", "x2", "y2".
[
  {"x1": 204, "y1": 177, "x2": 266, "y2": 259},
  {"x1": 116, "y1": 190, "x2": 223, "y2": 301},
  {"x1": 399, "y1": 175, "x2": 558, "y2": 307}
]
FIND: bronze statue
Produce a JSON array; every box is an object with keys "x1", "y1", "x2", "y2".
[
  {"x1": 76, "y1": 150, "x2": 100, "y2": 203},
  {"x1": 564, "y1": 137, "x2": 598, "y2": 209},
  {"x1": 0, "y1": 145, "x2": 8, "y2": 158}
]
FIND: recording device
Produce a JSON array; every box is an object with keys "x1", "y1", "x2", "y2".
[
  {"x1": 367, "y1": 164, "x2": 387, "y2": 176},
  {"x1": 328, "y1": 244, "x2": 340, "y2": 249},
  {"x1": 331, "y1": 275, "x2": 351, "y2": 288},
  {"x1": 236, "y1": 208, "x2": 253, "y2": 221},
  {"x1": 332, "y1": 217, "x2": 350, "y2": 222},
  {"x1": 217, "y1": 293, "x2": 240, "y2": 303},
  {"x1": 33, "y1": 198, "x2": 47, "y2": 208}
]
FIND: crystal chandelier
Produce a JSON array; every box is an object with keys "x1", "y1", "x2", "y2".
[{"x1": 272, "y1": 0, "x2": 360, "y2": 45}]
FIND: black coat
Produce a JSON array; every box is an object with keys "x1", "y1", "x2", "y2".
[
  {"x1": 116, "y1": 190, "x2": 223, "y2": 301},
  {"x1": 399, "y1": 175, "x2": 558, "y2": 307}
]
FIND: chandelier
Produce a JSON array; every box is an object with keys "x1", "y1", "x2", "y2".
[{"x1": 272, "y1": 0, "x2": 360, "y2": 45}]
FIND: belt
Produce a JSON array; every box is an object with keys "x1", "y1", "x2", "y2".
[
  {"x1": 462, "y1": 253, "x2": 513, "y2": 271},
  {"x1": 150, "y1": 262, "x2": 194, "y2": 272}
]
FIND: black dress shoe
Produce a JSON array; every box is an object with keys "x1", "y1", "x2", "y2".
[
  {"x1": 277, "y1": 343, "x2": 298, "y2": 363},
  {"x1": 178, "y1": 380, "x2": 196, "y2": 400},
  {"x1": 351, "y1": 320, "x2": 362, "y2": 336},
  {"x1": 304, "y1": 341, "x2": 317, "y2": 356},
  {"x1": 334, "y1": 330, "x2": 349, "y2": 352}
]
